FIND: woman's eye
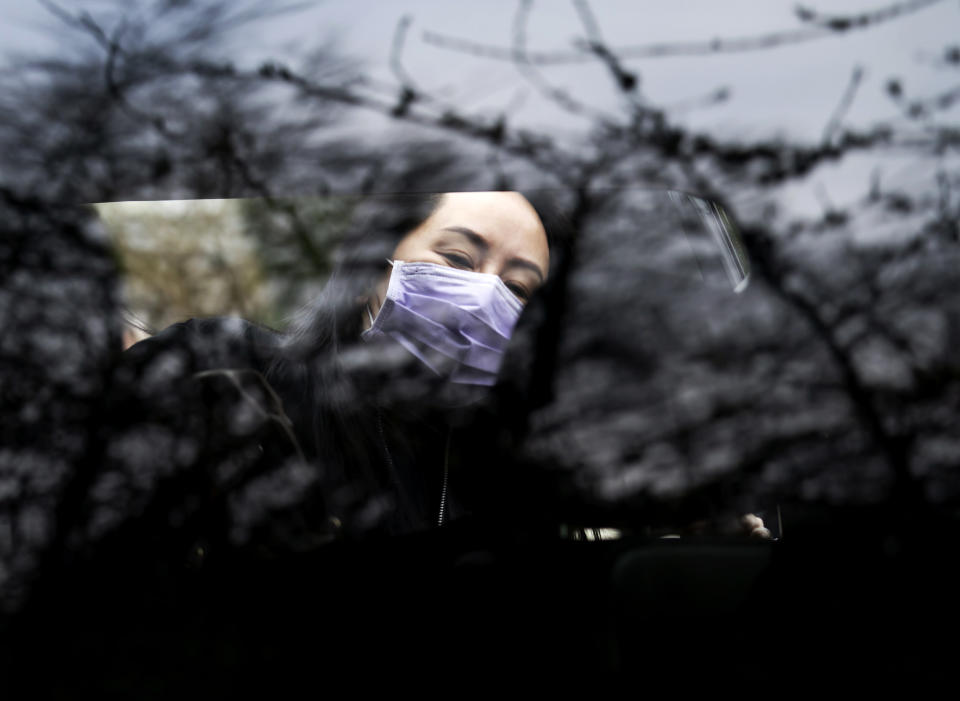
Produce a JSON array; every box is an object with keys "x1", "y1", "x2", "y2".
[
  {"x1": 441, "y1": 252, "x2": 473, "y2": 269},
  {"x1": 506, "y1": 283, "x2": 529, "y2": 302}
]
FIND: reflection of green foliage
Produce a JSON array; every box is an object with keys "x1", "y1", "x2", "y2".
[
  {"x1": 97, "y1": 200, "x2": 267, "y2": 331},
  {"x1": 240, "y1": 196, "x2": 357, "y2": 328},
  {"x1": 95, "y1": 197, "x2": 355, "y2": 333}
]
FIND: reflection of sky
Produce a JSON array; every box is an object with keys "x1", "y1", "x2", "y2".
[
  {"x1": 226, "y1": 0, "x2": 959, "y2": 137},
  {"x1": 2, "y1": 0, "x2": 957, "y2": 213}
]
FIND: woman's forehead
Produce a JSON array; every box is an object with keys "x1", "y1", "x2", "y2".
[{"x1": 427, "y1": 191, "x2": 548, "y2": 260}]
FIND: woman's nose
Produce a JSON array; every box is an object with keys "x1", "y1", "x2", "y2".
[{"x1": 478, "y1": 261, "x2": 501, "y2": 277}]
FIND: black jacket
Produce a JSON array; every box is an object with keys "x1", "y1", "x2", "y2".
[{"x1": 114, "y1": 316, "x2": 474, "y2": 546}]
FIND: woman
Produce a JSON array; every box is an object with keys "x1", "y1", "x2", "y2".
[
  {"x1": 276, "y1": 189, "x2": 552, "y2": 540},
  {"x1": 115, "y1": 189, "x2": 556, "y2": 552}
]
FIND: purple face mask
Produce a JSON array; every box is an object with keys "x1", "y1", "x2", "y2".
[{"x1": 361, "y1": 260, "x2": 524, "y2": 386}]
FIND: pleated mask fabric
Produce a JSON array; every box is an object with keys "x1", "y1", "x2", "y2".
[{"x1": 361, "y1": 260, "x2": 524, "y2": 386}]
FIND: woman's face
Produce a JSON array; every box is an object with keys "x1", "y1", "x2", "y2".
[{"x1": 364, "y1": 191, "x2": 550, "y2": 326}]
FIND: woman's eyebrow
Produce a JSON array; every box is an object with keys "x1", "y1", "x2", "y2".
[
  {"x1": 441, "y1": 226, "x2": 488, "y2": 251},
  {"x1": 505, "y1": 256, "x2": 544, "y2": 284},
  {"x1": 442, "y1": 226, "x2": 544, "y2": 282}
]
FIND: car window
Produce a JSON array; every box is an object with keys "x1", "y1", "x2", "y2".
[{"x1": 2, "y1": 0, "x2": 958, "y2": 686}]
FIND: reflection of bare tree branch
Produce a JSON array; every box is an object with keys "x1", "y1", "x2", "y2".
[
  {"x1": 39, "y1": 0, "x2": 949, "y2": 207},
  {"x1": 192, "y1": 369, "x2": 309, "y2": 471},
  {"x1": 5, "y1": 0, "x2": 957, "y2": 570},
  {"x1": 387, "y1": 13, "x2": 510, "y2": 131},
  {"x1": 249, "y1": 59, "x2": 576, "y2": 183},
  {"x1": 509, "y1": 0, "x2": 618, "y2": 126},
  {"x1": 571, "y1": 0, "x2": 640, "y2": 100},
  {"x1": 900, "y1": 84, "x2": 960, "y2": 119},
  {"x1": 388, "y1": 14, "x2": 423, "y2": 119},
  {"x1": 41, "y1": 1, "x2": 179, "y2": 138},
  {"x1": 389, "y1": 15, "x2": 418, "y2": 93},
  {"x1": 423, "y1": 0, "x2": 946, "y2": 64},
  {"x1": 822, "y1": 66, "x2": 865, "y2": 146},
  {"x1": 673, "y1": 146, "x2": 928, "y2": 506},
  {"x1": 794, "y1": 0, "x2": 944, "y2": 31},
  {"x1": 764, "y1": 258, "x2": 922, "y2": 503},
  {"x1": 426, "y1": 8, "x2": 942, "y2": 191}
]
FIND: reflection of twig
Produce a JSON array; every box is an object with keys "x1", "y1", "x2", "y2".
[
  {"x1": 509, "y1": 0, "x2": 617, "y2": 125},
  {"x1": 659, "y1": 87, "x2": 731, "y2": 115},
  {"x1": 193, "y1": 368, "x2": 308, "y2": 469},
  {"x1": 899, "y1": 84, "x2": 960, "y2": 119},
  {"x1": 53, "y1": 0, "x2": 576, "y2": 190},
  {"x1": 40, "y1": 0, "x2": 180, "y2": 138},
  {"x1": 423, "y1": 26, "x2": 825, "y2": 65},
  {"x1": 250, "y1": 59, "x2": 576, "y2": 183},
  {"x1": 676, "y1": 156, "x2": 924, "y2": 504},
  {"x1": 822, "y1": 66, "x2": 864, "y2": 146},
  {"x1": 387, "y1": 15, "x2": 511, "y2": 124},
  {"x1": 883, "y1": 75, "x2": 960, "y2": 151},
  {"x1": 53, "y1": 0, "x2": 336, "y2": 270},
  {"x1": 389, "y1": 15, "x2": 417, "y2": 90},
  {"x1": 794, "y1": 0, "x2": 943, "y2": 31},
  {"x1": 422, "y1": 0, "x2": 946, "y2": 64},
  {"x1": 388, "y1": 14, "x2": 418, "y2": 117},
  {"x1": 571, "y1": 0, "x2": 640, "y2": 99},
  {"x1": 813, "y1": 182, "x2": 840, "y2": 219}
]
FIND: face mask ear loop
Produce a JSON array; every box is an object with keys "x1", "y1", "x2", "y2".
[{"x1": 365, "y1": 260, "x2": 396, "y2": 330}]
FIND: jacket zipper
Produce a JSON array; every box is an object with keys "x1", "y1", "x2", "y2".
[
  {"x1": 437, "y1": 429, "x2": 452, "y2": 526},
  {"x1": 377, "y1": 408, "x2": 451, "y2": 528}
]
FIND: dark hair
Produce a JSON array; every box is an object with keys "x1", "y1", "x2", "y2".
[{"x1": 281, "y1": 193, "x2": 443, "y2": 362}]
